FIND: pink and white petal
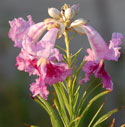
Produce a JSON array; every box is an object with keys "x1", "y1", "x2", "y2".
[
  {"x1": 42, "y1": 28, "x2": 59, "y2": 47},
  {"x1": 8, "y1": 15, "x2": 34, "y2": 48},
  {"x1": 27, "y1": 22, "x2": 47, "y2": 43},
  {"x1": 30, "y1": 78, "x2": 49, "y2": 100},
  {"x1": 109, "y1": 32, "x2": 123, "y2": 48},
  {"x1": 85, "y1": 48, "x2": 95, "y2": 61},
  {"x1": 48, "y1": 48, "x2": 62, "y2": 62},
  {"x1": 106, "y1": 32, "x2": 123, "y2": 61},
  {"x1": 24, "y1": 28, "x2": 59, "y2": 59},
  {"x1": 16, "y1": 49, "x2": 39, "y2": 75},
  {"x1": 83, "y1": 25, "x2": 109, "y2": 60},
  {"x1": 45, "y1": 62, "x2": 72, "y2": 85}
]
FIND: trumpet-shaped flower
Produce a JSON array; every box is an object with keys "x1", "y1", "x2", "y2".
[
  {"x1": 9, "y1": 16, "x2": 71, "y2": 99},
  {"x1": 83, "y1": 25, "x2": 123, "y2": 61},
  {"x1": 80, "y1": 25, "x2": 123, "y2": 90}
]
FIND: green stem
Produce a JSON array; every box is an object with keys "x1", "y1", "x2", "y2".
[
  {"x1": 64, "y1": 31, "x2": 70, "y2": 67},
  {"x1": 64, "y1": 30, "x2": 75, "y2": 126}
]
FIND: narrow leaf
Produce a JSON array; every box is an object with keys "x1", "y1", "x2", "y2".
[
  {"x1": 37, "y1": 95, "x2": 63, "y2": 127},
  {"x1": 88, "y1": 102, "x2": 105, "y2": 127},
  {"x1": 76, "y1": 91, "x2": 110, "y2": 126},
  {"x1": 53, "y1": 84, "x2": 69, "y2": 126},
  {"x1": 93, "y1": 107, "x2": 122, "y2": 127}
]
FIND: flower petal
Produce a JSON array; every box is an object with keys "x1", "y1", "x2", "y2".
[
  {"x1": 30, "y1": 78, "x2": 49, "y2": 100},
  {"x1": 83, "y1": 25, "x2": 123, "y2": 61},
  {"x1": 85, "y1": 48, "x2": 95, "y2": 61},
  {"x1": 108, "y1": 32, "x2": 123, "y2": 61},
  {"x1": 16, "y1": 49, "x2": 39, "y2": 75},
  {"x1": 8, "y1": 15, "x2": 34, "y2": 48},
  {"x1": 94, "y1": 60, "x2": 113, "y2": 91},
  {"x1": 27, "y1": 22, "x2": 47, "y2": 43},
  {"x1": 45, "y1": 62, "x2": 72, "y2": 85},
  {"x1": 22, "y1": 28, "x2": 59, "y2": 59},
  {"x1": 82, "y1": 61, "x2": 99, "y2": 82},
  {"x1": 82, "y1": 60, "x2": 113, "y2": 90},
  {"x1": 83, "y1": 24, "x2": 109, "y2": 60}
]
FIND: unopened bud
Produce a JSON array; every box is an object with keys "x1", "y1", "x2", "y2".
[
  {"x1": 71, "y1": 4, "x2": 80, "y2": 16},
  {"x1": 48, "y1": 8, "x2": 61, "y2": 19},
  {"x1": 70, "y1": 18, "x2": 88, "y2": 27},
  {"x1": 72, "y1": 25, "x2": 86, "y2": 35},
  {"x1": 65, "y1": 8, "x2": 75, "y2": 19}
]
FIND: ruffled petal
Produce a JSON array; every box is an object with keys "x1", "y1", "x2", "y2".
[
  {"x1": 82, "y1": 61, "x2": 99, "y2": 82},
  {"x1": 45, "y1": 62, "x2": 72, "y2": 85},
  {"x1": 8, "y1": 15, "x2": 34, "y2": 48},
  {"x1": 16, "y1": 49, "x2": 39, "y2": 75},
  {"x1": 107, "y1": 32, "x2": 123, "y2": 61},
  {"x1": 82, "y1": 60, "x2": 113, "y2": 90},
  {"x1": 30, "y1": 78, "x2": 49, "y2": 100}
]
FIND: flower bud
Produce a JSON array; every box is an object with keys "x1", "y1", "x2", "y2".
[
  {"x1": 72, "y1": 25, "x2": 86, "y2": 35},
  {"x1": 70, "y1": 18, "x2": 88, "y2": 27},
  {"x1": 44, "y1": 19, "x2": 65, "y2": 38},
  {"x1": 64, "y1": 8, "x2": 75, "y2": 19},
  {"x1": 48, "y1": 8, "x2": 61, "y2": 19},
  {"x1": 71, "y1": 4, "x2": 80, "y2": 16}
]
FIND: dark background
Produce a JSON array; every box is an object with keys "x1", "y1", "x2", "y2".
[{"x1": 0, "y1": 0, "x2": 125, "y2": 126}]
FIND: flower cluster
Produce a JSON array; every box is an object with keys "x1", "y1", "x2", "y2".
[{"x1": 8, "y1": 4, "x2": 123, "y2": 101}]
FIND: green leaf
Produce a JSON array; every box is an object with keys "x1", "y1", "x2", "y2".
[
  {"x1": 53, "y1": 89, "x2": 69, "y2": 126},
  {"x1": 37, "y1": 95, "x2": 63, "y2": 127},
  {"x1": 88, "y1": 102, "x2": 105, "y2": 127},
  {"x1": 71, "y1": 59, "x2": 85, "y2": 95},
  {"x1": 93, "y1": 107, "x2": 122, "y2": 127},
  {"x1": 76, "y1": 82, "x2": 101, "y2": 116},
  {"x1": 76, "y1": 90, "x2": 110, "y2": 126},
  {"x1": 53, "y1": 84, "x2": 69, "y2": 126},
  {"x1": 58, "y1": 82, "x2": 70, "y2": 113},
  {"x1": 71, "y1": 48, "x2": 82, "y2": 66},
  {"x1": 56, "y1": 45, "x2": 66, "y2": 52}
]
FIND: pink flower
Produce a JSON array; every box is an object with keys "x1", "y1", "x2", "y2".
[
  {"x1": 9, "y1": 16, "x2": 71, "y2": 99},
  {"x1": 80, "y1": 25, "x2": 123, "y2": 91},
  {"x1": 83, "y1": 25, "x2": 123, "y2": 61}
]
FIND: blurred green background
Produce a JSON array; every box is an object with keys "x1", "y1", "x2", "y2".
[{"x1": 0, "y1": 0, "x2": 125, "y2": 126}]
